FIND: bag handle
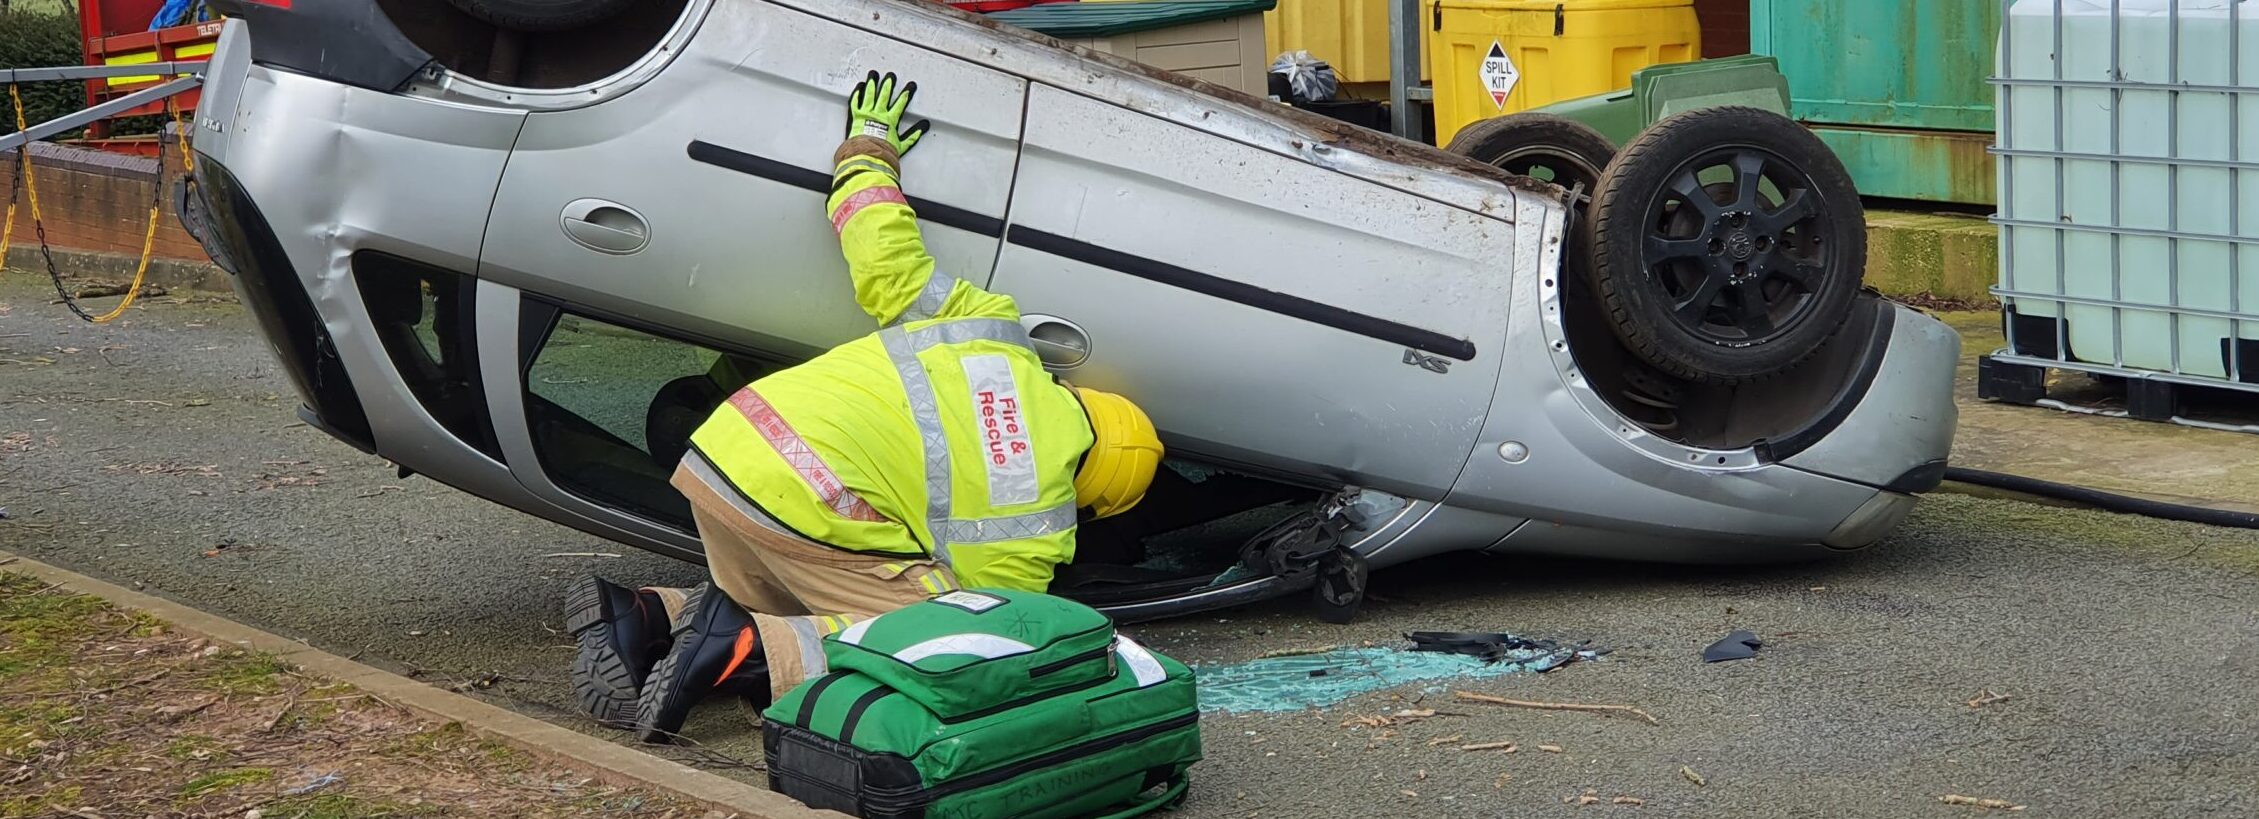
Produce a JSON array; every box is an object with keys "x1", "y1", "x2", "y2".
[{"x1": 1085, "y1": 776, "x2": 1188, "y2": 819}]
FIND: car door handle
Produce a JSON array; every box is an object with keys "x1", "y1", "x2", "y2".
[
  {"x1": 1021, "y1": 314, "x2": 1090, "y2": 369},
  {"x1": 560, "y1": 198, "x2": 649, "y2": 255}
]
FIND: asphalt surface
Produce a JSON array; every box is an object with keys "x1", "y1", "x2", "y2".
[{"x1": 4, "y1": 277, "x2": 2258, "y2": 817}]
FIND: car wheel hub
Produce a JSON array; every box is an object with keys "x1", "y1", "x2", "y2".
[{"x1": 1647, "y1": 149, "x2": 1833, "y2": 346}]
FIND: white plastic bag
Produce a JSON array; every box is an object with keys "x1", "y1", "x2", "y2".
[{"x1": 1269, "y1": 50, "x2": 1340, "y2": 104}]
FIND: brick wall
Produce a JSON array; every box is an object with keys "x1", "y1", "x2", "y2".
[
  {"x1": 1695, "y1": 0, "x2": 1751, "y2": 58},
  {"x1": 1, "y1": 142, "x2": 209, "y2": 265}
]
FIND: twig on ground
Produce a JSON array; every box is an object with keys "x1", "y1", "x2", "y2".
[
  {"x1": 542, "y1": 552, "x2": 623, "y2": 559},
  {"x1": 1341, "y1": 708, "x2": 1456, "y2": 729},
  {"x1": 1680, "y1": 766, "x2": 1707, "y2": 787},
  {"x1": 1257, "y1": 645, "x2": 1339, "y2": 659},
  {"x1": 1965, "y1": 689, "x2": 2012, "y2": 709},
  {"x1": 1940, "y1": 795, "x2": 2026, "y2": 811},
  {"x1": 636, "y1": 729, "x2": 764, "y2": 771},
  {"x1": 155, "y1": 698, "x2": 216, "y2": 722},
  {"x1": 1452, "y1": 691, "x2": 1660, "y2": 725},
  {"x1": 87, "y1": 666, "x2": 176, "y2": 698},
  {"x1": 1458, "y1": 741, "x2": 1516, "y2": 752},
  {"x1": 265, "y1": 694, "x2": 301, "y2": 732}
]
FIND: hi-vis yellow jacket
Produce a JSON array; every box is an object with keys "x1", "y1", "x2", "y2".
[{"x1": 686, "y1": 137, "x2": 1092, "y2": 593}]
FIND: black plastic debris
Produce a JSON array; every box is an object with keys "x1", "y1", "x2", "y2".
[{"x1": 1703, "y1": 630, "x2": 1764, "y2": 663}]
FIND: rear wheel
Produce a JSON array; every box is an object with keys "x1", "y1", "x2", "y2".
[
  {"x1": 1445, "y1": 113, "x2": 1616, "y2": 195},
  {"x1": 1588, "y1": 106, "x2": 1866, "y2": 384},
  {"x1": 443, "y1": 0, "x2": 636, "y2": 31}
]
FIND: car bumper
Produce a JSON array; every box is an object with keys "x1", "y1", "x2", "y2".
[{"x1": 1450, "y1": 285, "x2": 1961, "y2": 564}]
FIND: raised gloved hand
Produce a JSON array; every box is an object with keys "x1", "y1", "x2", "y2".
[{"x1": 845, "y1": 70, "x2": 931, "y2": 159}]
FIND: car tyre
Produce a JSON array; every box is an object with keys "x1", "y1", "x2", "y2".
[
  {"x1": 444, "y1": 0, "x2": 637, "y2": 31},
  {"x1": 1588, "y1": 106, "x2": 1866, "y2": 384},
  {"x1": 1445, "y1": 112, "x2": 1617, "y2": 196}
]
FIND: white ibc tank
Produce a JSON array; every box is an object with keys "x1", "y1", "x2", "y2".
[{"x1": 1997, "y1": 0, "x2": 2259, "y2": 381}]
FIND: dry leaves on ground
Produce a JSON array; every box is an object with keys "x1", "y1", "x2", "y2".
[{"x1": 0, "y1": 571, "x2": 709, "y2": 818}]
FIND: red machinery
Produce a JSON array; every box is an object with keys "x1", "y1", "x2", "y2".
[{"x1": 76, "y1": 0, "x2": 220, "y2": 154}]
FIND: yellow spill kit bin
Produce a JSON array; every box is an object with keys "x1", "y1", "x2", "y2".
[
  {"x1": 1261, "y1": 0, "x2": 1432, "y2": 85},
  {"x1": 1430, "y1": 0, "x2": 1699, "y2": 146}
]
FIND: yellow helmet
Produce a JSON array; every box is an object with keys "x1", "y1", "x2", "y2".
[{"x1": 1072, "y1": 387, "x2": 1163, "y2": 520}]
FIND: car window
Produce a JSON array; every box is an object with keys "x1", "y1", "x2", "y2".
[{"x1": 523, "y1": 309, "x2": 771, "y2": 531}]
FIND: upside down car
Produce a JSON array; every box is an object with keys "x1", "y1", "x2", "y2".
[{"x1": 182, "y1": 0, "x2": 1959, "y2": 621}]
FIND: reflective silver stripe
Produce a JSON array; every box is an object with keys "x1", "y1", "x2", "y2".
[
  {"x1": 936, "y1": 502, "x2": 1078, "y2": 544},
  {"x1": 781, "y1": 616, "x2": 830, "y2": 679},
  {"x1": 890, "y1": 272, "x2": 960, "y2": 326},
  {"x1": 881, "y1": 325, "x2": 957, "y2": 564},
  {"x1": 905, "y1": 317, "x2": 1031, "y2": 350},
  {"x1": 892, "y1": 633, "x2": 1037, "y2": 664},
  {"x1": 680, "y1": 449, "x2": 802, "y2": 538},
  {"x1": 1114, "y1": 635, "x2": 1167, "y2": 688},
  {"x1": 880, "y1": 318, "x2": 1064, "y2": 565},
  {"x1": 834, "y1": 157, "x2": 897, "y2": 183}
]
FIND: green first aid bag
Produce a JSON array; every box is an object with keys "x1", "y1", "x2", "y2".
[{"x1": 763, "y1": 590, "x2": 1201, "y2": 819}]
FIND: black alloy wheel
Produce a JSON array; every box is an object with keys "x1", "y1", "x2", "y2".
[
  {"x1": 1445, "y1": 112, "x2": 1617, "y2": 196},
  {"x1": 1588, "y1": 106, "x2": 1865, "y2": 383}
]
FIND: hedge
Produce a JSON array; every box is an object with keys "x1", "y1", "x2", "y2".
[{"x1": 1, "y1": 11, "x2": 87, "y2": 137}]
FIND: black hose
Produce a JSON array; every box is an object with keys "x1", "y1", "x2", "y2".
[{"x1": 1943, "y1": 466, "x2": 2259, "y2": 530}]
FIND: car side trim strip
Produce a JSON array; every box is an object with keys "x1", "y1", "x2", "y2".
[
  {"x1": 687, "y1": 140, "x2": 1006, "y2": 238},
  {"x1": 685, "y1": 140, "x2": 1479, "y2": 363},
  {"x1": 1004, "y1": 226, "x2": 1480, "y2": 362}
]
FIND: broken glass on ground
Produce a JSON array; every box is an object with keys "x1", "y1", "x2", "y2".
[{"x1": 1196, "y1": 636, "x2": 1604, "y2": 714}]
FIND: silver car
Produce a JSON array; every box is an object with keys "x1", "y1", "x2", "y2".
[{"x1": 184, "y1": 0, "x2": 1959, "y2": 621}]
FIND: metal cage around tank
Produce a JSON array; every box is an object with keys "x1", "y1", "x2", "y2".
[{"x1": 1990, "y1": 0, "x2": 2259, "y2": 414}]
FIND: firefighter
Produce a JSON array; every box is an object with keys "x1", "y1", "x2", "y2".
[{"x1": 564, "y1": 72, "x2": 1165, "y2": 743}]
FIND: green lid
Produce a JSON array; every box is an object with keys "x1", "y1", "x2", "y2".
[{"x1": 989, "y1": 0, "x2": 1278, "y2": 40}]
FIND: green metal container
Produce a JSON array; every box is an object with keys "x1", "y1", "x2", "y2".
[
  {"x1": 1535, "y1": 54, "x2": 1792, "y2": 146},
  {"x1": 1748, "y1": 0, "x2": 2000, "y2": 205}
]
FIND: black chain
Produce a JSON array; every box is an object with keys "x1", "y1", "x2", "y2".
[{"x1": 23, "y1": 126, "x2": 170, "y2": 323}]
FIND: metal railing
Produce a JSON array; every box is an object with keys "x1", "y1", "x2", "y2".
[{"x1": 0, "y1": 63, "x2": 205, "y2": 153}]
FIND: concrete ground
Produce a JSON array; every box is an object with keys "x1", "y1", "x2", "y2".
[
  {"x1": 4, "y1": 277, "x2": 2258, "y2": 817},
  {"x1": 1940, "y1": 310, "x2": 2259, "y2": 516}
]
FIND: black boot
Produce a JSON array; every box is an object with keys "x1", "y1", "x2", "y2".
[
  {"x1": 565, "y1": 576, "x2": 672, "y2": 728},
  {"x1": 634, "y1": 582, "x2": 770, "y2": 744}
]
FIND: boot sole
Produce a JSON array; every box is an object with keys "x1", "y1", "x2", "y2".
[
  {"x1": 633, "y1": 583, "x2": 712, "y2": 744},
  {"x1": 566, "y1": 576, "x2": 641, "y2": 729}
]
